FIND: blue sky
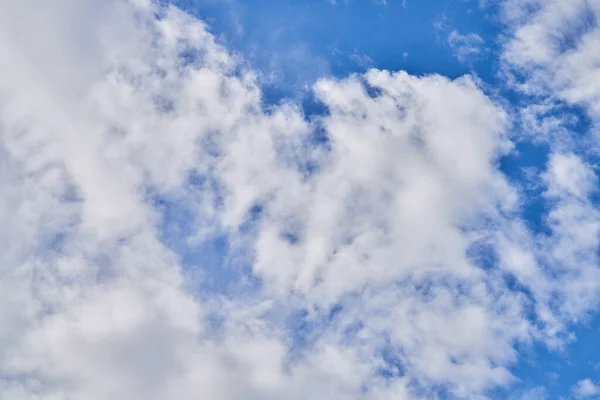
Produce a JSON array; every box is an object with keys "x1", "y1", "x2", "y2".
[
  {"x1": 174, "y1": 0, "x2": 498, "y2": 93},
  {"x1": 2, "y1": 0, "x2": 600, "y2": 399}
]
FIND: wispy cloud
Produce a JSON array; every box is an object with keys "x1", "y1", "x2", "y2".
[
  {"x1": 447, "y1": 30, "x2": 485, "y2": 62},
  {"x1": 433, "y1": 16, "x2": 485, "y2": 63}
]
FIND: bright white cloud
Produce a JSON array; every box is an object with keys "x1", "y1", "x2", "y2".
[
  {"x1": 572, "y1": 378, "x2": 600, "y2": 398},
  {"x1": 499, "y1": 0, "x2": 600, "y2": 339},
  {"x1": 0, "y1": 1, "x2": 599, "y2": 399},
  {"x1": 495, "y1": 150, "x2": 600, "y2": 343},
  {"x1": 502, "y1": 0, "x2": 600, "y2": 119}
]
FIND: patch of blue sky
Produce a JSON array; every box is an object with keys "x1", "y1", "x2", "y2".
[
  {"x1": 150, "y1": 173, "x2": 263, "y2": 297},
  {"x1": 488, "y1": 315, "x2": 600, "y2": 399},
  {"x1": 162, "y1": 0, "x2": 600, "y2": 397},
  {"x1": 173, "y1": 0, "x2": 498, "y2": 100}
]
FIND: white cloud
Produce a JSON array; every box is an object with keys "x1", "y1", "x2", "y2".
[
  {"x1": 448, "y1": 30, "x2": 485, "y2": 62},
  {"x1": 516, "y1": 386, "x2": 548, "y2": 400},
  {"x1": 502, "y1": 0, "x2": 600, "y2": 119},
  {"x1": 0, "y1": 0, "x2": 599, "y2": 399},
  {"x1": 572, "y1": 378, "x2": 600, "y2": 398},
  {"x1": 433, "y1": 16, "x2": 485, "y2": 63},
  {"x1": 499, "y1": 0, "x2": 600, "y2": 339},
  {"x1": 496, "y1": 151, "x2": 600, "y2": 342}
]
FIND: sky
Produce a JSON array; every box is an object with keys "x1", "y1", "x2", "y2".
[{"x1": 1, "y1": 0, "x2": 600, "y2": 399}]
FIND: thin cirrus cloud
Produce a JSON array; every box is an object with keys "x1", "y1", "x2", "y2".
[
  {"x1": 0, "y1": 0, "x2": 600, "y2": 399},
  {"x1": 447, "y1": 30, "x2": 485, "y2": 62}
]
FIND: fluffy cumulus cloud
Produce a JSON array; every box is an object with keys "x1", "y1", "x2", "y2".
[
  {"x1": 1, "y1": 1, "x2": 600, "y2": 399},
  {"x1": 498, "y1": 0, "x2": 600, "y2": 336},
  {"x1": 502, "y1": 0, "x2": 600, "y2": 120},
  {"x1": 572, "y1": 378, "x2": 600, "y2": 398}
]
